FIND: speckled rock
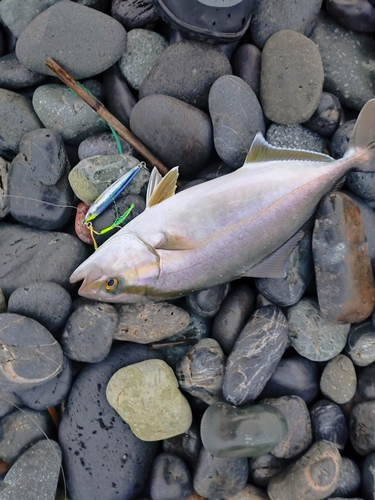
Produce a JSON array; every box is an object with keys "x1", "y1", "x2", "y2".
[
  {"x1": 0, "y1": 89, "x2": 42, "y2": 160},
  {"x1": 118, "y1": 29, "x2": 168, "y2": 91},
  {"x1": 111, "y1": 0, "x2": 160, "y2": 30},
  {"x1": 139, "y1": 40, "x2": 232, "y2": 110},
  {"x1": 346, "y1": 170, "x2": 375, "y2": 201},
  {"x1": 313, "y1": 192, "x2": 375, "y2": 323},
  {"x1": 223, "y1": 306, "x2": 289, "y2": 406},
  {"x1": 287, "y1": 298, "x2": 351, "y2": 361},
  {"x1": 209, "y1": 75, "x2": 265, "y2": 168},
  {"x1": 311, "y1": 400, "x2": 348, "y2": 450},
  {"x1": 149, "y1": 453, "x2": 193, "y2": 500},
  {"x1": 0, "y1": 0, "x2": 60, "y2": 37},
  {"x1": 114, "y1": 302, "x2": 190, "y2": 343},
  {"x1": 231, "y1": 44, "x2": 261, "y2": 97},
  {"x1": 0, "y1": 52, "x2": 46, "y2": 90},
  {"x1": 268, "y1": 441, "x2": 341, "y2": 500},
  {"x1": 345, "y1": 320, "x2": 375, "y2": 367},
  {"x1": 106, "y1": 359, "x2": 192, "y2": 440},
  {"x1": 304, "y1": 91, "x2": 342, "y2": 137},
  {"x1": 350, "y1": 401, "x2": 375, "y2": 455},
  {"x1": 130, "y1": 95, "x2": 213, "y2": 176},
  {"x1": 16, "y1": 1, "x2": 127, "y2": 79},
  {"x1": 327, "y1": 0, "x2": 375, "y2": 32},
  {"x1": 266, "y1": 123, "x2": 329, "y2": 153},
  {"x1": 310, "y1": 12, "x2": 375, "y2": 109},
  {"x1": 320, "y1": 354, "x2": 357, "y2": 404},
  {"x1": 68, "y1": 154, "x2": 146, "y2": 205},
  {"x1": 250, "y1": 0, "x2": 322, "y2": 49},
  {"x1": 260, "y1": 30, "x2": 324, "y2": 124}
]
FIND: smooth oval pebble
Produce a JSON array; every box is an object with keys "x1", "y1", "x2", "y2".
[
  {"x1": 130, "y1": 94, "x2": 213, "y2": 176},
  {"x1": 327, "y1": 0, "x2": 375, "y2": 32},
  {"x1": 78, "y1": 132, "x2": 135, "y2": 161},
  {"x1": 250, "y1": 453, "x2": 289, "y2": 489},
  {"x1": 0, "y1": 156, "x2": 10, "y2": 218},
  {"x1": 111, "y1": 0, "x2": 160, "y2": 30},
  {"x1": 320, "y1": 354, "x2": 357, "y2": 404},
  {"x1": 209, "y1": 75, "x2": 265, "y2": 169},
  {"x1": 268, "y1": 441, "x2": 341, "y2": 500},
  {"x1": 0, "y1": 52, "x2": 46, "y2": 90},
  {"x1": 201, "y1": 402, "x2": 288, "y2": 458},
  {"x1": 260, "y1": 30, "x2": 324, "y2": 124},
  {"x1": 162, "y1": 422, "x2": 202, "y2": 466},
  {"x1": 311, "y1": 400, "x2": 348, "y2": 450},
  {"x1": 16, "y1": 0, "x2": 127, "y2": 79},
  {"x1": 345, "y1": 320, "x2": 375, "y2": 366},
  {"x1": 362, "y1": 452, "x2": 375, "y2": 500},
  {"x1": 231, "y1": 43, "x2": 261, "y2": 97},
  {"x1": 304, "y1": 91, "x2": 342, "y2": 137},
  {"x1": 185, "y1": 283, "x2": 230, "y2": 318},
  {"x1": 287, "y1": 298, "x2": 350, "y2": 361},
  {"x1": 349, "y1": 401, "x2": 375, "y2": 455},
  {"x1": 149, "y1": 452, "x2": 193, "y2": 500},
  {"x1": 106, "y1": 359, "x2": 192, "y2": 440},
  {"x1": 358, "y1": 362, "x2": 375, "y2": 399},
  {"x1": 332, "y1": 457, "x2": 361, "y2": 498},
  {"x1": 114, "y1": 302, "x2": 190, "y2": 343}
]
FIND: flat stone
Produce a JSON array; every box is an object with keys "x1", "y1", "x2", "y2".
[
  {"x1": 311, "y1": 400, "x2": 348, "y2": 450},
  {"x1": 130, "y1": 95, "x2": 213, "y2": 176},
  {"x1": 0, "y1": 89, "x2": 42, "y2": 160},
  {"x1": 268, "y1": 441, "x2": 341, "y2": 500},
  {"x1": 287, "y1": 298, "x2": 351, "y2": 361},
  {"x1": 150, "y1": 453, "x2": 193, "y2": 500},
  {"x1": 118, "y1": 29, "x2": 168, "y2": 91},
  {"x1": 139, "y1": 40, "x2": 232, "y2": 110},
  {"x1": 201, "y1": 402, "x2": 288, "y2": 458},
  {"x1": 320, "y1": 354, "x2": 357, "y2": 404},
  {"x1": 209, "y1": 75, "x2": 265, "y2": 168},
  {"x1": 16, "y1": 0, "x2": 127, "y2": 79},
  {"x1": 0, "y1": 52, "x2": 46, "y2": 90},
  {"x1": 114, "y1": 302, "x2": 190, "y2": 343},
  {"x1": 111, "y1": 0, "x2": 160, "y2": 30},
  {"x1": 313, "y1": 192, "x2": 375, "y2": 323},
  {"x1": 260, "y1": 30, "x2": 324, "y2": 124},
  {"x1": 350, "y1": 401, "x2": 375, "y2": 455},
  {"x1": 223, "y1": 306, "x2": 289, "y2": 406},
  {"x1": 106, "y1": 359, "x2": 192, "y2": 440},
  {"x1": 0, "y1": 439, "x2": 61, "y2": 500},
  {"x1": 310, "y1": 11, "x2": 375, "y2": 110}
]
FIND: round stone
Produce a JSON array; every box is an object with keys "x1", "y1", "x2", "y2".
[
  {"x1": 0, "y1": 52, "x2": 46, "y2": 90},
  {"x1": 311, "y1": 400, "x2": 348, "y2": 450},
  {"x1": 106, "y1": 359, "x2": 192, "y2": 441},
  {"x1": 345, "y1": 320, "x2": 375, "y2": 367},
  {"x1": 149, "y1": 453, "x2": 193, "y2": 500},
  {"x1": 304, "y1": 91, "x2": 342, "y2": 137},
  {"x1": 78, "y1": 132, "x2": 135, "y2": 161},
  {"x1": 320, "y1": 354, "x2": 357, "y2": 404},
  {"x1": 349, "y1": 401, "x2": 375, "y2": 455}
]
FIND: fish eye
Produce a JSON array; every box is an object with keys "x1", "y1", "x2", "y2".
[{"x1": 105, "y1": 277, "x2": 119, "y2": 291}]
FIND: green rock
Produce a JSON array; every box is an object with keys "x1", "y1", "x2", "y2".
[
  {"x1": 68, "y1": 154, "x2": 147, "y2": 205},
  {"x1": 200, "y1": 402, "x2": 288, "y2": 458},
  {"x1": 106, "y1": 359, "x2": 192, "y2": 441}
]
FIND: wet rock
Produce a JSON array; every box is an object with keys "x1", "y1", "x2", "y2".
[
  {"x1": 267, "y1": 441, "x2": 341, "y2": 500},
  {"x1": 0, "y1": 439, "x2": 61, "y2": 500},
  {"x1": 332, "y1": 457, "x2": 361, "y2": 498},
  {"x1": 310, "y1": 12, "x2": 375, "y2": 110},
  {"x1": 61, "y1": 302, "x2": 117, "y2": 362},
  {"x1": 209, "y1": 75, "x2": 265, "y2": 168},
  {"x1": 266, "y1": 123, "x2": 328, "y2": 153},
  {"x1": 130, "y1": 94, "x2": 213, "y2": 176},
  {"x1": 223, "y1": 306, "x2": 289, "y2": 406},
  {"x1": 0, "y1": 52, "x2": 46, "y2": 90},
  {"x1": 185, "y1": 284, "x2": 230, "y2": 318},
  {"x1": 212, "y1": 283, "x2": 254, "y2": 355},
  {"x1": 313, "y1": 192, "x2": 375, "y2": 323},
  {"x1": 250, "y1": 454, "x2": 290, "y2": 488},
  {"x1": 162, "y1": 422, "x2": 202, "y2": 466},
  {"x1": 0, "y1": 313, "x2": 63, "y2": 388},
  {"x1": 201, "y1": 402, "x2": 288, "y2": 458},
  {"x1": 330, "y1": 120, "x2": 355, "y2": 158},
  {"x1": 8, "y1": 129, "x2": 74, "y2": 230},
  {"x1": 193, "y1": 447, "x2": 248, "y2": 499},
  {"x1": 261, "y1": 396, "x2": 312, "y2": 459},
  {"x1": 287, "y1": 298, "x2": 351, "y2": 361},
  {"x1": 231, "y1": 44, "x2": 261, "y2": 97},
  {"x1": 320, "y1": 354, "x2": 357, "y2": 404},
  {"x1": 59, "y1": 343, "x2": 160, "y2": 500},
  {"x1": 311, "y1": 400, "x2": 348, "y2": 450},
  {"x1": 118, "y1": 28, "x2": 168, "y2": 91},
  {"x1": 78, "y1": 132, "x2": 136, "y2": 161},
  {"x1": 349, "y1": 401, "x2": 375, "y2": 455},
  {"x1": 0, "y1": 222, "x2": 89, "y2": 298},
  {"x1": 250, "y1": 0, "x2": 322, "y2": 49},
  {"x1": 175, "y1": 338, "x2": 225, "y2": 405},
  {"x1": 149, "y1": 453, "x2": 193, "y2": 500},
  {"x1": 111, "y1": 0, "x2": 160, "y2": 30},
  {"x1": 358, "y1": 362, "x2": 375, "y2": 399},
  {"x1": 114, "y1": 302, "x2": 190, "y2": 343},
  {"x1": 304, "y1": 91, "x2": 342, "y2": 136},
  {"x1": 7, "y1": 282, "x2": 72, "y2": 334},
  {"x1": 106, "y1": 359, "x2": 192, "y2": 440},
  {"x1": 16, "y1": 1, "x2": 127, "y2": 79},
  {"x1": 139, "y1": 40, "x2": 232, "y2": 110},
  {"x1": 0, "y1": 89, "x2": 42, "y2": 160},
  {"x1": 102, "y1": 64, "x2": 137, "y2": 129},
  {"x1": 260, "y1": 30, "x2": 324, "y2": 124},
  {"x1": 345, "y1": 320, "x2": 375, "y2": 367},
  {"x1": 326, "y1": 0, "x2": 375, "y2": 32}
]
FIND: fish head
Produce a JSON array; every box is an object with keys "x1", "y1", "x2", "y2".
[{"x1": 69, "y1": 232, "x2": 160, "y2": 303}]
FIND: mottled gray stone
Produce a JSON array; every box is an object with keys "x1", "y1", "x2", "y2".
[
  {"x1": 0, "y1": 156, "x2": 10, "y2": 218},
  {"x1": 327, "y1": 0, "x2": 375, "y2": 32},
  {"x1": 223, "y1": 306, "x2": 289, "y2": 406},
  {"x1": 330, "y1": 120, "x2": 355, "y2": 159},
  {"x1": 332, "y1": 457, "x2": 361, "y2": 498},
  {"x1": 119, "y1": 29, "x2": 168, "y2": 91},
  {"x1": 111, "y1": 0, "x2": 160, "y2": 30},
  {"x1": 362, "y1": 453, "x2": 375, "y2": 500},
  {"x1": 346, "y1": 171, "x2": 375, "y2": 201},
  {"x1": 346, "y1": 320, "x2": 375, "y2": 367},
  {"x1": 266, "y1": 123, "x2": 328, "y2": 153},
  {"x1": 185, "y1": 283, "x2": 229, "y2": 318},
  {"x1": 162, "y1": 422, "x2": 201, "y2": 466},
  {"x1": 0, "y1": 89, "x2": 42, "y2": 160},
  {"x1": 261, "y1": 30, "x2": 324, "y2": 125},
  {"x1": 320, "y1": 354, "x2": 357, "y2": 404},
  {"x1": 0, "y1": 52, "x2": 46, "y2": 90},
  {"x1": 225, "y1": 484, "x2": 270, "y2": 500},
  {"x1": 0, "y1": 0, "x2": 60, "y2": 37},
  {"x1": 304, "y1": 91, "x2": 342, "y2": 137},
  {"x1": 311, "y1": 400, "x2": 348, "y2": 450},
  {"x1": 250, "y1": 0, "x2": 322, "y2": 49},
  {"x1": 287, "y1": 298, "x2": 350, "y2": 361},
  {"x1": 149, "y1": 453, "x2": 193, "y2": 500},
  {"x1": 139, "y1": 40, "x2": 232, "y2": 110},
  {"x1": 16, "y1": 1, "x2": 127, "y2": 79},
  {"x1": 350, "y1": 401, "x2": 375, "y2": 455},
  {"x1": 310, "y1": 12, "x2": 375, "y2": 110},
  {"x1": 78, "y1": 132, "x2": 136, "y2": 161},
  {"x1": 250, "y1": 454, "x2": 289, "y2": 489},
  {"x1": 358, "y1": 361, "x2": 375, "y2": 399},
  {"x1": 209, "y1": 75, "x2": 265, "y2": 169}
]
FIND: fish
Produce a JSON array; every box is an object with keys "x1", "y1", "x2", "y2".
[{"x1": 70, "y1": 98, "x2": 375, "y2": 304}]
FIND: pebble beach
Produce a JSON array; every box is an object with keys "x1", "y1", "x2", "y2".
[{"x1": 1, "y1": 0, "x2": 375, "y2": 499}]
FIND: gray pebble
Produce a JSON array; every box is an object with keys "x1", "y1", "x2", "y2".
[
  {"x1": 332, "y1": 457, "x2": 361, "y2": 498},
  {"x1": 0, "y1": 0, "x2": 60, "y2": 37},
  {"x1": 250, "y1": 453, "x2": 290, "y2": 488},
  {"x1": 231, "y1": 43, "x2": 261, "y2": 97},
  {"x1": 304, "y1": 91, "x2": 342, "y2": 137},
  {"x1": 362, "y1": 452, "x2": 375, "y2": 500},
  {"x1": 358, "y1": 362, "x2": 375, "y2": 399},
  {"x1": 350, "y1": 401, "x2": 375, "y2": 455},
  {"x1": 346, "y1": 170, "x2": 375, "y2": 201},
  {"x1": 0, "y1": 156, "x2": 10, "y2": 218},
  {"x1": 149, "y1": 453, "x2": 193, "y2": 500},
  {"x1": 311, "y1": 400, "x2": 348, "y2": 450},
  {"x1": 0, "y1": 52, "x2": 46, "y2": 90},
  {"x1": 16, "y1": 0, "x2": 127, "y2": 79},
  {"x1": 162, "y1": 421, "x2": 202, "y2": 466},
  {"x1": 185, "y1": 283, "x2": 229, "y2": 318},
  {"x1": 320, "y1": 354, "x2": 357, "y2": 404},
  {"x1": 209, "y1": 75, "x2": 265, "y2": 168},
  {"x1": 345, "y1": 320, "x2": 375, "y2": 366},
  {"x1": 78, "y1": 132, "x2": 136, "y2": 160},
  {"x1": 111, "y1": 0, "x2": 160, "y2": 30},
  {"x1": 330, "y1": 120, "x2": 355, "y2": 158},
  {"x1": 326, "y1": 0, "x2": 375, "y2": 32},
  {"x1": 266, "y1": 123, "x2": 329, "y2": 153}
]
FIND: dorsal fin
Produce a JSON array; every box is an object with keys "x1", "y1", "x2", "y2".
[
  {"x1": 147, "y1": 166, "x2": 179, "y2": 207},
  {"x1": 245, "y1": 132, "x2": 333, "y2": 165},
  {"x1": 146, "y1": 167, "x2": 162, "y2": 206}
]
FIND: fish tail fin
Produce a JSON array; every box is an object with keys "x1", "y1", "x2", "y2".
[{"x1": 349, "y1": 98, "x2": 375, "y2": 171}]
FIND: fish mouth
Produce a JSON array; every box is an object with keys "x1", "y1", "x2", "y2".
[{"x1": 70, "y1": 264, "x2": 104, "y2": 299}]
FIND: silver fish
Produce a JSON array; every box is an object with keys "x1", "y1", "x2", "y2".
[{"x1": 70, "y1": 98, "x2": 375, "y2": 303}]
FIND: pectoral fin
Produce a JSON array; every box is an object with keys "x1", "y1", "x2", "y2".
[
  {"x1": 146, "y1": 166, "x2": 179, "y2": 207},
  {"x1": 154, "y1": 231, "x2": 197, "y2": 250}
]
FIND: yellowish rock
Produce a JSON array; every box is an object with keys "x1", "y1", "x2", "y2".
[{"x1": 106, "y1": 359, "x2": 192, "y2": 441}]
